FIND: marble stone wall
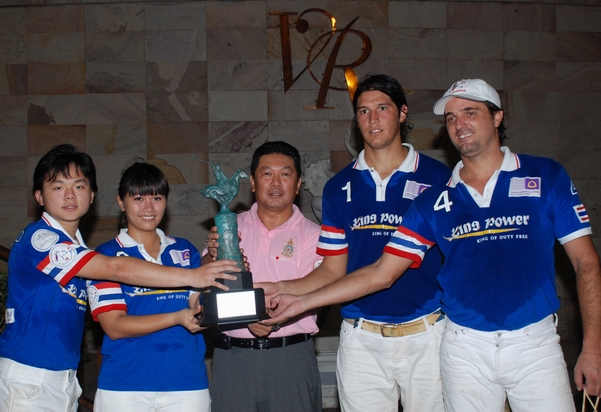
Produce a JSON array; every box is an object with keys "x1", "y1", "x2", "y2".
[{"x1": 0, "y1": 0, "x2": 600, "y2": 398}]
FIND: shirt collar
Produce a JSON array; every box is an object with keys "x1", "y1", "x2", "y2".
[
  {"x1": 448, "y1": 146, "x2": 519, "y2": 188},
  {"x1": 116, "y1": 228, "x2": 174, "y2": 248},
  {"x1": 248, "y1": 202, "x2": 302, "y2": 230},
  {"x1": 353, "y1": 143, "x2": 418, "y2": 173},
  {"x1": 41, "y1": 211, "x2": 87, "y2": 246}
]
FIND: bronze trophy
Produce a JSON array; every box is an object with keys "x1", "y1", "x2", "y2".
[{"x1": 198, "y1": 162, "x2": 268, "y2": 326}]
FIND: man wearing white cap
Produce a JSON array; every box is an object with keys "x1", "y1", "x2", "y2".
[{"x1": 265, "y1": 78, "x2": 601, "y2": 411}]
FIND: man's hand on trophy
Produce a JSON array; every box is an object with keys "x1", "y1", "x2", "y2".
[
  {"x1": 255, "y1": 281, "x2": 280, "y2": 304},
  {"x1": 260, "y1": 293, "x2": 307, "y2": 326},
  {"x1": 206, "y1": 226, "x2": 250, "y2": 271},
  {"x1": 206, "y1": 226, "x2": 220, "y2": 261},
  {"x1": 193, "y1": 260, "x2": 239, "y2": 290}
]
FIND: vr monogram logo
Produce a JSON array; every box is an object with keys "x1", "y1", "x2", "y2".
[{"x1": 270, "y1": 8, "x2": 372, "y2": 109}]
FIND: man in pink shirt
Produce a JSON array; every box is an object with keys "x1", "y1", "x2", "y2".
[{"x1": 209, "y1": 141, "x2": 324, "y2": 411}]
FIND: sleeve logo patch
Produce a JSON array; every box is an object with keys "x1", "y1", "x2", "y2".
[
  {"x1": 49, "y1": 244, "x2": 77, "y2": 268},
  {"x1": 574, "y1": 204, "x2": 589, "y2": 223},
  {"x1": 87, "y1": 285, "x2": 99, "y2": 308},
  {"x1": 31, "y1": 229, "x2": 59, "y2": 252}
]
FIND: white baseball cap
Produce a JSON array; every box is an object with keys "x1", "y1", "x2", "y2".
[{"x1": 433, "y1": 79, "x2": 501, "y2": 115}]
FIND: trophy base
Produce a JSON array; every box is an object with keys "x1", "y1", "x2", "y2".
[{"x1": 199, "y1": 287, "x2": 269, "y2": 327}]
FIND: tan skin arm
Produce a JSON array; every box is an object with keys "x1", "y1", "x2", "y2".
[
  {"x1": 96, "y1": 293, "x2": 204, "y2": 340},
  {"x1": 262, "y1": 252, "x2": 413, "y2": 326},
  {"x1": 78, "y1": 253, "x2": 239, "y2": 291},
  {"x1": 257, "y1": 253, "x2": 349, "y2": 303},
  {"x1": 565, "y1": 235, "x2": 601, "y2": 396}
]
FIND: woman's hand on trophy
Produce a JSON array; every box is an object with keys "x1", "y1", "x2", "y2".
[
  {"x1": 177, "y1": 306, "x2": 206, "y2": 333},
  {"x1": 195, "y1": 260, "x2": 239, "y2": 290}
]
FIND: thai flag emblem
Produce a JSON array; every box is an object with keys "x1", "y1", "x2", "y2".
[{"x1": 574, "y1": 204, "x2": 589, "y2": 223}]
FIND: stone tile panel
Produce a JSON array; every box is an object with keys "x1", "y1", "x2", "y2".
[
  {"x1": 27, "y1": 33, "x2": 85, "y2": 64},
  {"x1": 0, "y1": 187, "x2": 27, "y2": 217},
  {"x1": 149, "y1": 154, "x2": 205, "y2": 185},
  {"x1": 208, "y1": 121, "x2": 268, "y2": 153},
  {"x1": 0, "y1": 156, "x2": 27, "y2": 187},
  {"x1": 504, "y1": 31, "x2": 556, "y2": 62},
  {"x1": 0, "y1": 35, "x2": 26, "y2": 65},
  {"x1": 0, "y1": 95, "x2": 27, "y2": 125},
  {"x1": 504, "y1": 120, "x2": 559, "y2": 153},
  {"x1": 146, "y1": 30, "x2": 206, "y2": 62},
  {"x1": 447, "y1": 30, "x2": 503, "y2": 61},
  {"x1": 446, "y1": 60, "x2": 504, "y2": 90},
  {"x1": 28, "y1": 95, "x2": 86, "y2": 125},
  {"x1": 389, "y1": 2, "x2": 446, "y2": 29},
  {"x1": 559, "y1": 150, "x2": 601, "y2": 179},
  {"x1": 503, "y1": 61, "x2": 556, "y2": 91},
  {"x1": 505, "y1": 90, "x2": 557, "y2": 121},
  {"x1": 207, "y1": 28, "x2": 266, "y2": 60},
  {"x1": 87, "y1": 63, "x2": 145, "y2": 93},
  {"x1": 26, "y1": 5, "x2": 84, "y2": 34},
  {"x1": 146, "y1": 2, "x2": 205, "y2": 31},
  {"x1": 502, "y1": 4, "x2": 555, "y2": 32},
  {"x1": 268, "y1": 90, "x2": 330, "y2": 121},
  {"x1": 390, "y1": 28, "x2": 446, "y2": 60},
  {"x1": 28, "y1": 63, "x2": 86, "y2": 95},
  {"x1": 147, "y1": 61, "x2": 207, "y2": 93},
  {"x1": 557, "y1": 5, "x2": 601, "y2": 32},
  {"x1": 558, "y1": 121, "x2": 601, "y2": 151},
  {"x1": 447, "y1": 3, "x2": 503, "y2": 31},
  {"x1": 86, "y1": 93, "x2": 146, "y2": 124},
  {"x1": 86, "y1": 124, "x2": 147, "y2": 155},
  {"x1": 0, "y1": 125, "x2": 26, "y2": 156},
  {"x1": 327, "y1": 1, "x2": 388, "y2": 29},
  {"x1": 85, "y1": 32, "x2": 145, "y2": 63},
  {"x1": 206, "y1": 1, "x2": 264, "y2": 29},
  {"x1": 209, "y1": 90, "x2": 267, "y2": 121},
  {"x1": 557, "y1": 63, "x2": 601, "y2": 92},
  {"x1": 389, "y1": 58, "x2": 447, "y2": 90},
  {"x1": 0, "y1": 8, "x2": 25, "y2": 35},
  {"x1": 0, "y1": 64, "x2": 27, "y2": 95},
  {"x1": 27, "y1": 125, "x2": 86, "y2": 155},
  {"x1": 147, "y1": 122, "x2": 208, "y2": 155},
  {"x1": 557, "y1": 33, "x2": 601, "y2": 63},
  {"x1": 208, "y1": 60, "x2": 267, "y2": 91},
  {"x1": 146, "y1": 91, "x2": 208, "y2": 123},
  {"x1": 85, "y1": 4, "x2": 145, "y2": 32},
  {"x1": 558, "y1": 91, "x2": 601, "y2": 122},
  {"x1": 268, "y1": 120, "x2": 329, "y2": 151}
]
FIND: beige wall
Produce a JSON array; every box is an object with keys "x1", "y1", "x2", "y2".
[{"x1": 0, "y1": 0, "x2": 600, "y2": 392}]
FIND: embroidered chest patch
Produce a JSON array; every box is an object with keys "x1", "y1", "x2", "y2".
[{"x1": 282, "y1": 239, "x2": 295, "y2": 258}]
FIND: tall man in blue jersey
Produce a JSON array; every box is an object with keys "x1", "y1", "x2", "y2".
[
  {"x1": 265, "y1": 79, "x2": 601, "y2": 411},
  {"x1": 260, "y1": 74, "x2": 451, "y2": 411}
]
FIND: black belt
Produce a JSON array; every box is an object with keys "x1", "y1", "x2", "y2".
[{"x1": 213, "y1": 333, "x2": 311, "y2": 350}]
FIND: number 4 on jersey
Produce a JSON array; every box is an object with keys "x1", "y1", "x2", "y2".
[{"x1": 434, "y1": 190, "x2": 453, "y2": 212}]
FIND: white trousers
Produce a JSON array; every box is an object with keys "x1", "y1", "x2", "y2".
[
  {"x1": 0, "y1": 357, "x2": 81, "y2": 412},
  {"x1": 441, "y1": 316, "x2": 575, "y2": 412},
  {"x1": 94, "y1": 388, "x2": 211, "y2": 412},
  {"x1": 336, "y1": 316, "x2": 445, "y2": 412}
]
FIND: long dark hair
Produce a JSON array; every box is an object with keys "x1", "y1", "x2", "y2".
[
  {"x1": 352, "y1": 74, "x2": 414, "y2": 139},
  {"x1": 118, "y1": 162, "x2": 169, "y2": 227}
]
